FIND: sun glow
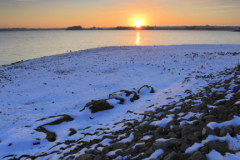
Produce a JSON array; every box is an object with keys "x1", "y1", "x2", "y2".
[{"x1": 135, "y1": 20, "x2": 142, "y2": 28}]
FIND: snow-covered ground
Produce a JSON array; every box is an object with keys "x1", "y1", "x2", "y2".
[{"x1": 1, "y1": 45, "x2": 240, "y2": 159}]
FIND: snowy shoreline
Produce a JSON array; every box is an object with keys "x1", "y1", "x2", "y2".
[{"x1": 1, "y1": 45, "x2": 240, "y2": 159}]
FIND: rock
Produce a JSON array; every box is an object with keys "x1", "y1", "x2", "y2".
[
  {"x1": 199, "y1": 146, "x2": 209, "y2": 153},
  {"x1": 115, "y1": 150, "x2": 123, "y2": 157},
  {"x1": 191, "y1": 125, "x2": 203, "y2": 133},
  {"x1": 123, "y1": 148, "x2": 134, "y2": 156},
  {"x1": 84, "y1": 100, "x2": 114, "y2": 113},
  {"x1": 188, "y1": 151, "x2": 207, "y2": 160},
  {"x1": 194, "y1": 131, "x2": 202, "y2": 139},
  {"x1": 202, "y1": 115, "x2": 216, "y2": 121},
  {"x1": 152, "y1": 141, "x2": 168, "y2": 151},
  {"x1": 154, "y1": 127, "x2": 164, "y2": 135},
  {"x1": 220, "y1": 126, "x2": 233, "y2": 136},
  {"x1": 109, "y1": 90, "x2": 139, "y2": 103},
  {"x1": 69, "y1": 128, "x2": 77, "y2": 136},
  {"x1": 234, "y1": 125, "x2": 240, "y2": 135},
  {"x1": 180, "y1": 142, "x2": 190, "y2": 152},
  {"x1": 213, "y1": 127, "x2": 221, "y2": 136},
  {"x1": 138, "y1": 85, "x2": 155, "y2": 95},
  {"x1": 205, "y1": 141, "x2": 228, "y2": 155},
  {"x1": 178, "y1": 153, "x2": 191, "y2": 160},
  {"x1": 75, "y1": 153, "x2": 93, "y2": 160},
  {"x1": 202, "y1": 127, "x2": 215, "y2": 137},
  {"x1": 133, "y1": 132, "x2": 142, "y2": 138},
  {"x1": 93, "y1": 155, "x2": 102, "y2": 160},
  {"x1": 166, "y1": 120, "x2": 179, "y2": 129},
  {"x1": 144, "y1": 147, "x2": 154, "y2": 156},
  {"x1": 46, "y1": 132, "x2": 56, "y2": 142},
  {"x1": 102, "y1": 155, "x2": 110, "y2": 160},
  {"x1": 167, "y1": 139, "x2": 180, "y2": 147},
  {"x1": 181, "y1": 125, "x2": 193, "y2": 137},
  {"x1": 111, "y1": 143, "x2": 127, "y2": 151},
  {"x1": 167, "y1": 132, "x2": 177, "y2": 138},
  {"x1": 163, "y1": 151, "x2": 178, "y2": 160},
  {"x1": 103, "y1": 146, "x2": 109, "y2": 154},
  {"x1": 186, "y1": 134, "x2": 200, "y2": 143},
  {"x1": 93, "y1": 150, "x2": 101, "y2": 155}
]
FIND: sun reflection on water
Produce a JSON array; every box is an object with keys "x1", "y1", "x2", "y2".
[{"x1": 136, "y1": 31, "x2": 140, "y2": 45}]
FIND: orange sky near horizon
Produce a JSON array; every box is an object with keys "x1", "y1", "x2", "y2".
[{"x1": 0, "y1": 0, "x2": 239, "y2": 28}]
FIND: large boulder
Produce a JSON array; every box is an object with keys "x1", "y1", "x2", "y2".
[
  {"x1": 109, "y1": 90, "x2": 139, "y2": 103},
  {"x1": 84, "y1": 100, "x2": 114, "y2": 113},
  {"x1": 138, "y1": 85, "x2": 155, "y2": 95}
]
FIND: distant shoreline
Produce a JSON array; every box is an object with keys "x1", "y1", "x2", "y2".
[{"x1": 1, "y1": 26, "x2": 239, "y2": 31}]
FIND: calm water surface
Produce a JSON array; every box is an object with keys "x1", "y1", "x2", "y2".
[{"x1": 0, "y1": 30, "x2": 240, "y2": 66}]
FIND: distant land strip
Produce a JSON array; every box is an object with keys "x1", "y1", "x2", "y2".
[{"x1": 1, "y1": 25, "x2": 240, "y2": 31}]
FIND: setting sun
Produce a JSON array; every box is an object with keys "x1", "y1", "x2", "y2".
[{"x1": 135, "y1": 20, "x2": 142, "y2": 28}]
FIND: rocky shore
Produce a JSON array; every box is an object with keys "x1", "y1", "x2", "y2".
[
  {"x1": 5, "y1": 64, "x2": 240, "y2": 160},
  {"x1": 1, "y1": 45, "x2": 240, "y2": 160}
]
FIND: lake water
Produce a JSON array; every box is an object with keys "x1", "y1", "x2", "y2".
[{"x1": 0, "y1": 30, "x2": 240, "y2": 66}]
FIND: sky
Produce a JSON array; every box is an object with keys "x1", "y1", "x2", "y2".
[{"x1": 0, "y1": 0, "x2": 240, "y2": 28}]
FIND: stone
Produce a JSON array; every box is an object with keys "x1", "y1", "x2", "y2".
[
  {"x1": 115, "y1": 150, "x2": 123, "y2": 157},
  {"x1": 173, "y1": 125, "x2": 184, "y2": 132},
  {"x1": 46, "y1": 132, "x2": 56, "y2": 142},
  {"x1": 123, "y1": 148, "x2": 134, "y2": 156},
  {"x1": 152, "y1": 141, "x2": 168, "y2": 151},
  {"x1": 102, "y1": 155, "x2": 110, "y2": 160},
  {"x1": 191, "y1": 125, "x2": 203, "y2": 133},
  {"x1": 93, "y1": 155, "x2": 101, "y2": 160},
  {"x1": 234, "y1": 125, "x2": 240, "y2": 135},
  {"x1": 213, "y1": 127, "x2": 221, "y2": 136},
  {"x1": 186, "y1": 134, "x2": 200, "y2": 143},
  {"x1": 202, "y1": 115, "x2": 216, "y2": 121},
  {"x1": 75, "y1": 153, "x2": 93, "y2": 160},
  {"x1": 199, "y1": 146, "x2": 209, "y2": 153},
  {"x1": 166, "y1": 120, "x2": 179, "y2": 129},
  {"x1": 153, "y1": 127, "x2": 164, "y2": 135},
  {"x1": 93, "y1": 150, "x2": 101, "y2": 155},
  {"x1": 167, "y1": 132, "x2": 177, "y2": 138},
  {"x1": 205, "y1": 141, "x2": 228, "y2": 155},
  {"x1": 109, "y1": 90, "x2": 139, "y2": 103},
  {"x1": 138, "y1": 85, "x2": 155, "y2": 94},
  {"x1": 111, "y1": 143, "x2": 127, "y2": 151},
  {"x1": 144, "y1": 147, "x2": 154, "y2": 156},
  {"x1": 163, "y1": 151, "x2": 178, "y2": 160},
  {"x1": 194, "y1": 131, "x2": 202, "y2": 139},
  {"x1": 220, "y1": 126, "x2": 233, "y2": 136},
  {"x1": 188, "y1": 151, "x2": 207, "y2": 160},
  {"x1": 69, "y1": 128, "x2": 77, "y2": 136},
  {"x1": 103, "y1": 145, "x2": 109, "y2": 154},
  {"x1": 180, "y1": 142, "x2": 190, "y2": 152},
  {"x1": 84, "y1": 100, "x2": 114, "y2": 113},
  {"x1": 178, "y1": 153, "x2": 191, "y2": 160},
  {"x1": 202, "y1": 127, "x2": 215, "y2": 137}
]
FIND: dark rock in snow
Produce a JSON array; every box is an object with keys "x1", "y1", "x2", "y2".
[
  {"x1": 205, "y1": 141, "x2": 228, "y2": 155},
  {"x1": 163, "y1": 151, "x2": 178, "y2": 160},
  {"x1": 75, "y1": 153, "x2": 93, "y2": 160},
  {"x1": 152, "y1": 141, "x2": 168, "y2": 151},
  {"x1": 68, "y1": 128, "x2": 77, "y2": 136},
  {"x1": 220, "y1": 126, "x2": 233, "y2": 136},
  {"x1": 138, "y1": 85, "x2": 155, "y2": 94},
  {"x1": 188, "y1": 151, "x2": 207, "y2": 160},
  {"x1": 202, "y1": 127, "x2": 215, "y2": 137},
  {"x1": 110, "y1": 143, "x2": 127, "y2": 151},
  {"x1": 234, "y1": 125, "x2": 240, "y2": 135},
  {"x1": 84, "y1": 100, "x2": 114, "y2": 113},
  {"x1": 109, "y1": 90, "x2": 139, "y2": 103}
]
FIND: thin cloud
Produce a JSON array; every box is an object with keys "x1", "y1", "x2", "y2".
[{"x1": 16, "y1": 0, "x2": 38, "y2": 1}]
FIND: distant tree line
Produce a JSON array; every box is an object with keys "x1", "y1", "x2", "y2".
[{"x1": 66, "y1": 26, "x2": 82, "y2": 30}]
